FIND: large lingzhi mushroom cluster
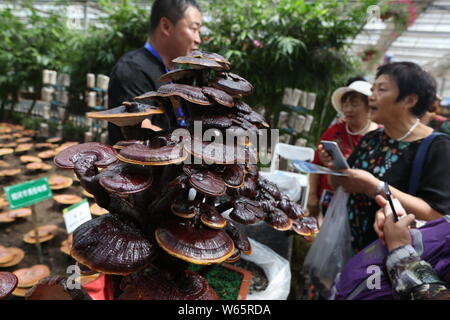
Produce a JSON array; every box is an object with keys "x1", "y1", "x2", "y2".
[{"x1": 35, "y1": 51, "x2": 319, "y2": 300}]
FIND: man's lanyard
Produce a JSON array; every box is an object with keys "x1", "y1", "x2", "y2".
[{"x1": 144, "y1": 42, "x2": 186, "y2": 127}]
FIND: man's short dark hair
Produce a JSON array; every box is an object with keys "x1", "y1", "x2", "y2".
[
  {"x1": 376, "y1": 62, "x2": 437, "y2": 117},
  {"x1": 149, "y1": 0, "x2": 200, "y2": 34}
]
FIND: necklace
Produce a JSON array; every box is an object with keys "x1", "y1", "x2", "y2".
[
  {"x1": 395, "y1": 118, "x2": 420, "y2": 141},
  {"x1": 346, "y1": 120, "x2": 371, "y2": 136}
]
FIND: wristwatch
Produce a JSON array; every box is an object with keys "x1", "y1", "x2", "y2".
[{"x1": 373, "y1": 180, "x2": 384, "y2": 198}]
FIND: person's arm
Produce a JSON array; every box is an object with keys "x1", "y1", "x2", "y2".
[
  {"x1": 386, "y1": 245, "x2": 450, "y2": 300},
  {"x1": 307, "y1": 173, "x2": 320, "y2": 217},
  {"x1": 333, "y1": 168, "x2": 443, "y2": 221},
  {"x1": 374, "y1": 196, "x2": 450, "y2": 300}
]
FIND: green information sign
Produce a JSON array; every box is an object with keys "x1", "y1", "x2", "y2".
[{"x1": 4, "y1": 177, "x2": 52, "y2": 209}]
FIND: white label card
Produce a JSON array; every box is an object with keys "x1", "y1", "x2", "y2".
[{"x1": 63, "y1": 199, "x2": 92, "y2": 234}]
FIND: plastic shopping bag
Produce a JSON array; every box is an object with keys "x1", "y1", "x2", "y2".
[
  {"x1": 302, "y1": 187, "x2": 352, "y2": 298},
  {"x1": 241, "y1": 238, "x2": 291, "y2": 300}
]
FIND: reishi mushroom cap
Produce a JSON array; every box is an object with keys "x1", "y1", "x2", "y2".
[
  {"x1": 98, "y1": 162, "x2": 153, "y2": 194},
  {"x1": 70, "y1": 214, "x2": 156, "y2": 275},
  {"x1": 155, "y1": 219, "x2": 235, "y2": 265},
  {"x1": 189, "y1": 50, "x2": 231, "y2": 66},
  {"x1": 291, "y1": 220, "x2": 313, "y2": 237},
  {"x1": 0, "y1": 246, "x2": 13, "y2": 264},
  {"x1": 117, "y1": 143, "x2": 187, "y2": 166},
  {"x1": 222, "y1": 164, "x2": 246, "y2": 188},
  {"x1": 224, "y1": 221, "x2": 252, "y2": 255},
  {"x1": 118, "y1": 265, "x2": 219, "y2": 300},
  {"x1": 170, "y1": 200, "x2": 197, "y2": 219},
  {"x1": 0, "y1": 248, "x2": 25, "y2": 267},
  {"x1": 89, "y1": 203, "x2": 109, "y2": 216},
  {"x1": 172, "y1": 56, "x2": 224, "y2": 70},
  {"x1": 53, "y1": 194, "x2": 83, "y2": 205},
  {"x1": 209, "y1": 72, "x2": 254, "y2": 98},
  {"x1": 54, "y1": 142, "x2": 117, "y2": 169},
  {"x1": 186, "y1": 136, "x2": 254, "y2": 165},
  {"x1": 198, "y1": 203, "x2": 227, "y2": 229},
  {"x1": 19, "y1": 155, "x2": 42, "y2": 163},
  {"x1": 86, "y1": 102, "x2": 164, "y2": 127},
  {"x1": 48, "y1": 175, "x2": 73, "y2": 190},
  {"x1": 300, "y1": 216, "x2": 320, "y2": 234},
  {"x1": 201, "y1": 87, "x2": 235, "y2": 108},
  {"x1": 25, "y1": 276, "x2": 92, "y2": 300},
  {"x1": 188, "y1": 170, "x2": 226, "y2": 197},
  {"x1": 159, "y1": 68, "x2": 197, "y2": 82},
  {"x1": 13, "y1": 265, "x2": 51, "y2": 288},
  {"x1": 7, "y1": 207, "x2": 32, "y2": 219},
  {"x1": 156, "y1": 84, "x2": 212, "y2": 105},
  {"x1": 0, "y1": 272, "x2": 18, "y2": 299},
  {"x1": 265, "y1": 207, "x2": 292, "y2": 231}
]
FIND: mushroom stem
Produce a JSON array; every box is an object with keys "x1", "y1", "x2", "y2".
[
  {"x1": 194, "y1": 191, "x2": 204, "y2": 202},
  {"x1": 121, "y1": 124, "x2": 151, "y2": 141},
  {"x1": 205, "y1": 196, "x2": 215, "y2": 206},
  {"x1": 216, "y1": 201, "x2": 233, "y2": 213},
  {"x1": 197, "y1": 264, "x2": 215, "y2": 277}
]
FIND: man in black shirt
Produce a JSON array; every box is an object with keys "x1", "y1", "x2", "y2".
[{"x1": 107, "y1": 0, "x2": 202, "y2": 145}]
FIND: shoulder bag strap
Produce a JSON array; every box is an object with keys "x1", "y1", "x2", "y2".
[{"x1": 408, "y1": 132, "x2": 446, "y2": 195}]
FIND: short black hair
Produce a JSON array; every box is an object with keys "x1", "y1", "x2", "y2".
[
  {"x1": 149, "y1": 0, "x2": 200, "y2": 34},
  {"x1": 346, "y1": 76, "x2": 366, "y2": 86},
  {"x1": 376, "y1": 62, "x2": 437, "y2": 117},
  {"x1": 341, "y1": 91, "x2": 369, "y2": 108}
]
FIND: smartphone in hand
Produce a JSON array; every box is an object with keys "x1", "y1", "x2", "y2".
[{"x1": 320, "y1": 140, "x2": 350, "y2": 170}]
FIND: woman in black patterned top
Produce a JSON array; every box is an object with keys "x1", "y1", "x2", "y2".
[{"x1": 319, "y1": 62, "x2": 450, "y2": 252}]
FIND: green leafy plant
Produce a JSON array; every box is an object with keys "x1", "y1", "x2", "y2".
[
  {"x1": 202, "y1": 0, "x2": 377, "y2": 145},
  {"x1": 0, "y1": 0, "x2": 76, "y2": 120}
]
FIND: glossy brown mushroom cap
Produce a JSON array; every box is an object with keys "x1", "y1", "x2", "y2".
[
  {"x1": 171, "y1": 200, "x2": 197, "y2": 219},
  {"x1": 118, "y1": 265, "x2": 219, "y2": 300},
  {"x1": 25, "y1": 276, "x2": 92, "y2": 300},
  {"x1": 54, "y1": 142, "x2": 117, "y2": 169},
  {"x1": 291, "y1": 220, "x2": 313, "y2": 237},
  {"x1": 300, "y1": 216, "x2": 320, "y2": 234},
  {"x1": 189, "y1": 50, "x2": 231, "y2": 66},
  {"x1": 113, "y1": 140, "x2": 144, "y2": 150},
  {"x1": 188, "y1": 170, "x2": 226, "y2": 197},
  {"x1": 201, "y1": 87, "x2": 235, "y2": 107},
  {"x1": 157, "y1": 84, "x2": 211, "y2": 105},
  {"x1": 155, "y1": 219, "x2": 235, "y2": 265},
  {"x1": 265, "y1": 207, "x2": 292, "y2": 231},
  {"x1": 117, "y1": 143, "x2": 187, "y2": 166},
  {"x1": 159, "y1": 68, "x2": 197, "y2": 82},
  {"x1": 225, "y1": 248, "x2": 241, "y2": 263},
  {"x1": 0, "y1": 272, "x2": 18, "y2": 299},
  {"x1": 187, "y1": 137, "x2": 255, "y2": 165},
  {"x1": 199, "y1": 203, "x2": 227, "y2": 229},
  {"x1": 222, "y1": 164, "x2": 245, "y2": 188},
  {"x1": 87, "y1": 102, "x2": 164, "y2": 127},
  {"x1": 229, "y1": 196, "x2": 264, "y2": 225},
  {"x1": 224, "y1": 220, "x2": 252, "y2": 255},
  {"x1": 98, "y1": 162, "x2": 153, "y2": 194},
  {"x1": 172, "y1": 56, "x2": 224, "y2": 70},
  {"x1": 209, "y1": 72, "x2": 254, "y2": 97},
  {"x1": 71, "y1": 214, "x2": 156, "y2": 275}
]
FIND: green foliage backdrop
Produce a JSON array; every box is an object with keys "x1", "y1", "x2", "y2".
[{"x1": 0, "y1": 0, "x2": 377, "y2": 144}]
